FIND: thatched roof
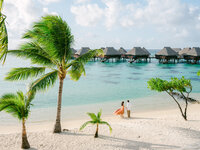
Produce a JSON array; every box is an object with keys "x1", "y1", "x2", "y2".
[
  {"x1": 179, "y1": 47, "x2": 191, "y2": 56},
  {"x1": 126, "y1": 47, "x2": 150, "y2": 56},
  {"x1": 187, "y1": 47, "x2": 200, "y2": 56},
  {"x1": 103, "y1": 47, "x2": 121, "y2": 56},
  {"x1": 71, "y1": 48, "x2": 77, "y2": 55},
  {"x1": 118, "y1": 47, "x2": 127, "y2": 54},
  {"x1": 75, "y1": 47, "x2": 90, "y2": 55},
  {"x1": 173, "y1": 48, "x2": 182, "y2": 53},
  {"x1": 142, "y1": 47, "x2": 151, "y2": 55},
  {"x1": 156, "y1": 47, "x2": 178, "y2": 56}
]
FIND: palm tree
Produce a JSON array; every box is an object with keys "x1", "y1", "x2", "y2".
[
  {"x1": 80, "y1": 110, "x2": 112, "y2": 138},
  {"x1": 0, "y1": 90, "x2": 35, "y2": 149},
  {"x1": 5, "y1": 15, "x2": 103, "y2": 133},
  {"x1": 0, "y1": 0, "x2": 8, "y2": 64}
]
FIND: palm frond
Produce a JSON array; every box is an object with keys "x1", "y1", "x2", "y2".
[
  {"x1": 0, "y1": 14, "x2": 8, "y2": 64},
  {"x1": 25, "y1": 90, "x2": 36, "y2": 111},
  {"x1": 87, "y1": 112, "x2": 97, "y2": 121},
  {"x1": 79, "y1": 121, "x2": 95, "y2": 131},
  {"x1": 0, "y1": 0, "x2": 4, "y2": 11},
  {"x1": 8, "y1": 43, "x2": 57, "y2": 67},
  {"x1": 99, "y1": 121, "x2": 112, "y2": 133},
  {"x1": 30, "y1": 70, "x2": 58, "y2": 92},
  {"x1": 68, "y1": 61, "x2": 85, "y2": 81},
  {"x1": 66, "y1": 49, "x2": 103, "y2": 81},
  {"x1": 0, "y1": 90, "x2": 35, "y2": 120},
  {"x1": 97, "y1": 109, "x2": 102, "y2": 119},
  {"x1": 0, "y1": 94, "x2": 24, "y2": 120},
  {"x1": 1, "y1": 93, "x2": 16, "y2": 100},
  {"x1": 23, "y1": 15, "x2": 74, "y2": 64},
  {"x1": 5, "y1": 67, "x2": 45, "y2": 81},
  {"x1": 17, "y1": 91, "x2": 25, "y2": 103}
]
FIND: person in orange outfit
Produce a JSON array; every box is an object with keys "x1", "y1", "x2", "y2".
[{"x1": 114, "y1": 101, "x2": 125, "y2": 118}]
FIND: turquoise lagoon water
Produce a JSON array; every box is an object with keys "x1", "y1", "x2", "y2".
[{"x1": 0, "y1": 50, "x2": 200, "y2": 123}]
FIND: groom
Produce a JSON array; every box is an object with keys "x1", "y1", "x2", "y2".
[{"x1": 126, "y1": 100, "x2": 131, "y2": 118}]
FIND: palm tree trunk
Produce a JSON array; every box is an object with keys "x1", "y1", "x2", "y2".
[
  {"x1": 94, "y1": 123, "x2": 99, "y2": 138},
  {"x1": 21, "y1": 118, "x2": 30, "y2": 149},
  {"x1": 53, "y1": 78, "x2": 64, "y2": 133}
]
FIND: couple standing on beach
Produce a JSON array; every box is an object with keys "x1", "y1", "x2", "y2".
[{"x1": 114, "y1": 100, "x2": 131, "y2": 118}]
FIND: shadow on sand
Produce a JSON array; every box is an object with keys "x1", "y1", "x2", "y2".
[
  {"x1": 100, "y1": 135, "x2": 179, "y2": 150},
  {"x1": 61, "y1": 131, "x2": 179, "y2": 150},
  {"x1": 172, "y1": 127, "x2": 200, "y2": 150},
  {"x1": 173, "y1": 127, "x2": 200, "y2": 140}
]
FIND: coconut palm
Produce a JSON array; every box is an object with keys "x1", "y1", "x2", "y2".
[
  {"x1": 0, "y1": 0, "x2": 8, "y2": 64},
  {"x1": 5, "y1": 15, "x2": 103, "y2": 133},
  {"x1": 80, "y1": 110, "x2": 112, "y2": 138},
  {"x1": 0, "y1": 90, "x2": 35, "y2": 149}
]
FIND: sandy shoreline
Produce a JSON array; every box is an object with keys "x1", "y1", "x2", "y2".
[{"x1": 0, "y1": 104, "x2": 199, "y2": 150}]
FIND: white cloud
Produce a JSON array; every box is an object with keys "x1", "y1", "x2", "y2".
[
  {"x1": 70, "y1": 0, "x2": 200, "y2": 39},
  {"x1": 2, "y1": 0, "x2": 59, "y2": 49},
  {"x1": 71, "y1": 4, "x2": 104, "y2": 26},
  {"x1": 38, "y1": 0, "x2": 61, "y2": 5},
  {"x1": 103, "y1": 0, "x2": 121, "y2": 29},
  {"x1": 43, "y1": 7, "x2": 58, "y2": 16},
  {"x1": 3, "y1": 0, "x2": 42, "y2": 48},
  {"x1": 76, "y1": 0, "x2": 91, "y2": 4}
]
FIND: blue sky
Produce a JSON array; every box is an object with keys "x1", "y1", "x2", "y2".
[{"x1": 3, "y1": 0, "x2": 200, "y2": 49}]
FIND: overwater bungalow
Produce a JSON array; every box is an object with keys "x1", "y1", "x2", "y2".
[
  {"x1": 126, "y1": 47, "x2": 150, "y2": 63},
  {"x1": 185, "y1": 47, "x2": 200, "y2": 64},
  {"x1": 142, "y1": 47, "x2": 151, "y2": 56},
  {"x1": 101, "y1": 47, "x2": 121, "y2": 62},
  {"x1": 155, "y1": 47, "x2": 178, "y2": 64},
  {"x1": 74, "y1": 47, "x2": 90, "y2": 58}
]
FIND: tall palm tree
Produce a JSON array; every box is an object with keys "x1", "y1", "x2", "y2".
[
  {"x1": 0, "y1": 0, "x2": 8, "y2": 64},
  {"x1": 80, "y1": 110, "x2": 112, "y2": 138},
  {"x1": 5, "y1": 15, "x2": 103, "y2": 133},
  {"x1": 0, "y1": 90, "x2": 35, "y2": 149}
]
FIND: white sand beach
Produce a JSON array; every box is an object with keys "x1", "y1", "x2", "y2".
[{"x1": 0, "y1": 104, "x2": 199, "y2": 150}]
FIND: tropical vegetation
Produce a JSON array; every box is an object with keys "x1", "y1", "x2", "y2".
[
  {"x1": 0, "y1": 0, "x2": 8, "y2": 64},
  {"x1": 5, "y1": 15, "x2": 103, "y2": 133},
  {"x1": 0, "y1": 90, "x2": 35, "y2": 149},
  {"x1": 80, "y1": 110, "x2": 112, "y2": 138},
  {"x1": 148, "y1": 77, "x2": 198, "y2": 121}
]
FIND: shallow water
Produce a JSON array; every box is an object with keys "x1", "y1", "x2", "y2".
[{"x1": 0, "y1": 50, "x2": 200, "y2": 123}]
